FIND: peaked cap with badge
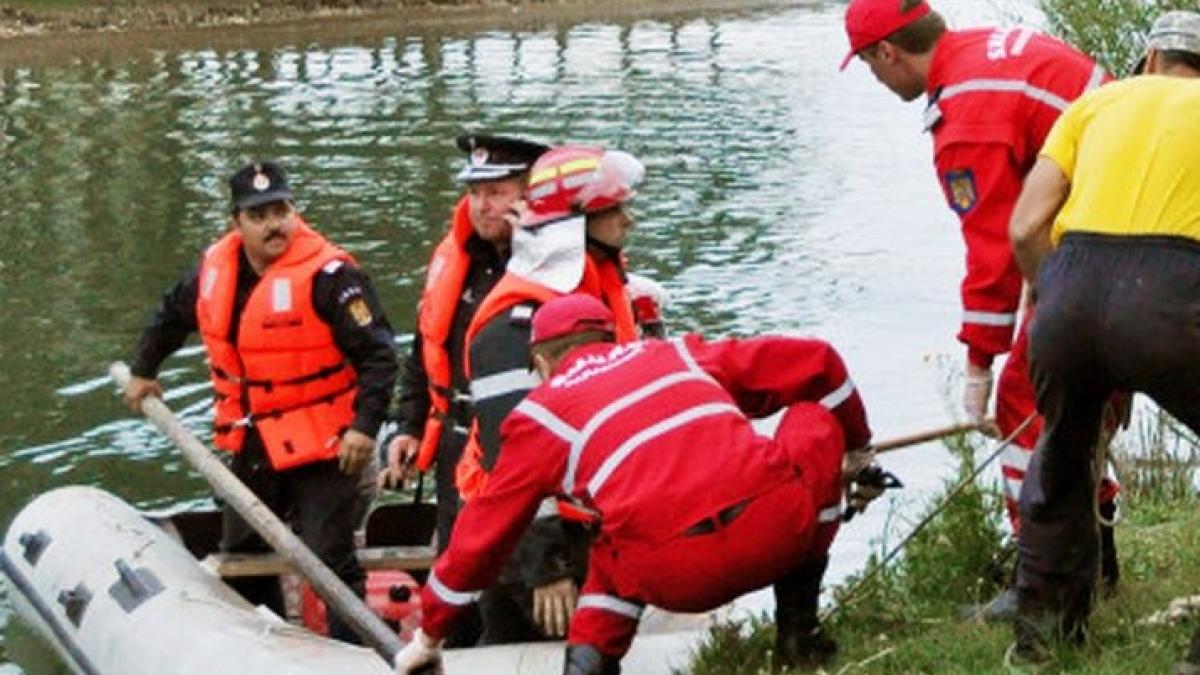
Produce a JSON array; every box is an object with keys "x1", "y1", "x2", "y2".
[
  {"x1": 229, "y1": 160, "x2": 294, "y2": 211},
  {"x1": 455, "y1": 134, "x2": 550, "y2": 184}
]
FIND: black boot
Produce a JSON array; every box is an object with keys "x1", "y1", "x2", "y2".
[
  {"x1": 1099, "y1": 500, "x2": 1119, "y2": 595},
  {"x1": 563, "y1": 644, "x2": 621, "y2": 675},
  {"x1": 774, "y1": 556, "x2": 837, "y2": 670}
]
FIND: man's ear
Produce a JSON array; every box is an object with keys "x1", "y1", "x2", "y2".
[
  {"x1": 878, "y1": 40, "x2": 901, "y2": 64},
  {"x1": 532, "y1": 352, "x2": 553, "y2": 381}
]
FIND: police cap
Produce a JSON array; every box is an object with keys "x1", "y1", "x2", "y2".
[
  {"x1": 229, "y1": 161, "x2": 294, "y2": 211},
  {"x1": 455, "y1": 134, "x2": 550, "y2": 184}
]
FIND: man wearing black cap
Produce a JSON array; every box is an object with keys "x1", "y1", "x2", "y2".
[
  {"x1": 378, "y1": 134, "x2": 546, "y2": 642},
  {"x1": 124, "y1": 160, "x2": 397, "y2": 644}
]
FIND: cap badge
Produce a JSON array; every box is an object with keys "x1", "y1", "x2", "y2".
[
  {"x1": 470, "y1": 148, "x2": 490, "y2": 166},
  {"x1": 252, "y1": 172, "x2": 271, "y2": 192}
]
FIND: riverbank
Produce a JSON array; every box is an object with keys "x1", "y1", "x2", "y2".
[
  {"x1": 0, "y1": 0, "x2": 804, "y2": 37},
  {"x1": 687, "y1": 435, "x2": 1200, "y2": 674},
  {"x1": 0, "y1": 0, "x2": 808, "y2": 65}
]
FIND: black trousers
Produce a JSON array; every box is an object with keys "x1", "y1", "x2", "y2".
[
  {"x1": 478, "y1": 518, "x2": 591, "y2": 646},
  {"x1": 221, "y1": 431, "x2": 367, "y2": 644},
  {"x1": 1017, "y1": 233, "x2": 1200, "y2": 643}
]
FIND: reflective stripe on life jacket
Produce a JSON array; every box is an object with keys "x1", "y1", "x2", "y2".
[
  {"x1": 196, "y1": 219, "x2": 358, "y2": 471},
  {"x1": 413, "y1": 196, "x2": 475, "y2": 471},
  {"x1": 455, "y1": 250, "x2": 637, "y2": 518}
]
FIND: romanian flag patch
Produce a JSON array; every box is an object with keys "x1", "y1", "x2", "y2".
[{"x1": 944, "y1": 169, "x2": 978, "y2": 214}]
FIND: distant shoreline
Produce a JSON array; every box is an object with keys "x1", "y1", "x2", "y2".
[
  {"x1": 0, "y1": 0, "x2": 808, "y2": 38},
  {"x1": 0, "y1": 0, "x2": 811, "y2": 66}
]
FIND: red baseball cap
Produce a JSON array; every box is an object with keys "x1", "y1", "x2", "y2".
[
  {"x1": 840, "y1": 0, "x2": 932, "y2": 71},
  {"x1": 530, "y1": 294, "x2": 616, "y2": 345}
]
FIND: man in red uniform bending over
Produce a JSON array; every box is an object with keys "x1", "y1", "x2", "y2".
[
  {"x1": 394, "y1": 293, "x2": 884, "y2": 675},
  {"x1": 840, "y1": 0, "x2": 1119, "y2": 616}
]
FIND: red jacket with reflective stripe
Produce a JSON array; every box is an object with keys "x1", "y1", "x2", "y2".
[
  {"x1": 925, "y1": 28, "x2": 1108, "y2": 363},
  {"x1": 419, "y1": 334, "x2": 871, "y2": 640},
  {"x1": 196, "y1": 221, "x2": 358, "y2": 471}
]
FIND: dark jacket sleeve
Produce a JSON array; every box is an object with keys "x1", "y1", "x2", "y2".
[
  {"x1": 468, "y1": 305, "x2": 575, "y2": 587},
  {"x1": 467, "y1": 309, "x2": 541, "y2": 471},
  {"x1": 130, "y1": 266, "x2": 201, "y2": 378},
  {"x1": 313, "y1": 262, "x2": 398, "y2": 438},
  {"x1": 392, "y1": 330, "x2": 432, "y2": 438}
]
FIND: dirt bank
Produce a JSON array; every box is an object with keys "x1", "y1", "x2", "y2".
[
  {"x1": 0, "y1": 0, "x2": 805, "y2": 37},
  {"x1": 0, "y1": 0, "x2": 809, "y2": 66}
]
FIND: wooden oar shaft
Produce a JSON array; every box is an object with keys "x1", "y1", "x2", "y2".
[
  {"x1": 874, "y1": 421, "x2": 984, "y2": 453},
  {"x1": 110, "y1": 362, "x2": 403, "y2": 665}
]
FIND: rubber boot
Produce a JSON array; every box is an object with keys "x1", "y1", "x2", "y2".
[
  {"x1": 563, "y1": 644, "x2": 621, "y2": 675},
  {"x1": 1099, "y1": 500, "x2": 1119, "y2": 596},
  {"x1": 773, "y1": 555, "x2": 837, "y2": 670}
]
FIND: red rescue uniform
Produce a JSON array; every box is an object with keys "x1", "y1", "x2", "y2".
[
  {"x1": 924, "y1": 27, "x2": 1115, "y2": 525},
  {"x1": 420, "y1": 334, "x2": 871, "y2": 657}
]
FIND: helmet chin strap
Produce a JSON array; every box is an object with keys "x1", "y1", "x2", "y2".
[{"x1": 585, "y1": 235, "x2": 622, "y2": 260}]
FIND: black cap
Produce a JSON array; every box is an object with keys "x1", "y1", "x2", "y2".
[
  {"x1": 229, "y1": 161, "x2": 294, "y2": 211},
  {"x1": 455, "y1": 134, "x2": 550, "y2": 184}
]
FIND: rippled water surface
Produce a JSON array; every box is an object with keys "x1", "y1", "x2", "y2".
[{"x1": 0, "y1": 0, "x2": 1032, "y2": 669}]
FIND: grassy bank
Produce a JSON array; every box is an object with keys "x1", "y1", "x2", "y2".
[{"x1": 684, "y1": 429, "x2": 1200, "y2": 674}]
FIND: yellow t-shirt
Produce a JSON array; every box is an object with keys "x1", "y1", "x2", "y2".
[{"x1": 1041, "y1": 75, "x2": 1200, "y2": 244}]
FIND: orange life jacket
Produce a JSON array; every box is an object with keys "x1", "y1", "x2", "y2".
[
  {"x1": 456, "y1": 250, "x2": 637, "y2": 515},
  {"x1": 413, "y1": 197, "x2": 476, "y2": 471},
  {"x1": 196, "y1": 220, "x2": 358, "y2": 471}
]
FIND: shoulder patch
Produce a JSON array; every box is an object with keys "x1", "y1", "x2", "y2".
[
  {"x1": 943, "y1": 169, "x2": 978, "y2": 214},
  {"x1": 322, "y1": 260, "x2": 345, "y2": 275},
  {"x1": 347, "y1": 297, "x2": 373, "y2": 327}
]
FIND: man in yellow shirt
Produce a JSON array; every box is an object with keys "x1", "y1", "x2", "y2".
[{"x1": 1008, "y1": 10, "x2": 1200, "y2": 664}]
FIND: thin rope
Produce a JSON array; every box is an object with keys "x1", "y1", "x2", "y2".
[{"x1": 820, "y1": 413, "x2": 1038, "y2": 624}]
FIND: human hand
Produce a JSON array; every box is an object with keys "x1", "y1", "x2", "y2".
[
  {"x1": 338, "y1": 428, "x2": 376, "y2": 475},
  {"x1": 123, "y1": 376, "x2": 163, "y2": 413},
  {"x1": 392, "y1": 628, "x2": 443, "y2": 675},
  {"x1": 532, "y1": 577, "x2": 577, "y2": 638},
  {"x1": 963, "y1": 362, "x2": 996, "y2": 435},
  {"x1": 377, "y1": 434, "x2": 420, "y2": 490}
]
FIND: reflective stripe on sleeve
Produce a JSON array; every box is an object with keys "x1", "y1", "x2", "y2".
[
  {"x1": 427, "y1": 570, "x2": 480, "y2": 607},
  {"x1": 962, "y1": 310, "x2": 1018, "y2": 327},
  {"x1": 938, "y1": 78, "x2": 1069, "y2": 112},
  {"x1": 818, "y1": 378, "x2": 856, "y2": 411},
  {"x1": 1084, "y1": 63, "x2": 1106, "y2": 91},
  {"x1": 472, "y1": 368, "x2": 540, "y2": 403},
  {"x1": 577, "y1": 594, "x2": 644, "y2": 619}
]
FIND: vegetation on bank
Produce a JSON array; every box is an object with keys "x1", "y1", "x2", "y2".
[
  {"x1": 683, "y1": 420, "x2": 1200, "y2": 675},
  {"x1": 1038, "y1": 0, "x2": 1200, "y2": 76}
]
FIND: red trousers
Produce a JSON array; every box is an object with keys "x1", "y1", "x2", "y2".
[
  {"x1": 569, "y1": 403, "x2": 845, "y2": 656},
  {"x1": 996, "y1": 313, "x2": 1119, "y2": 534}
]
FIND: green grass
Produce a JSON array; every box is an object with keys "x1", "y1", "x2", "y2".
[{"x1": 682, "y1": 428, "x2": 1200, "y2": 674}]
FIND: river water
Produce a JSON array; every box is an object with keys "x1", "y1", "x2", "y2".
[{"x1": 0, "y1": 0, "x2": 1037, "y2": 671}]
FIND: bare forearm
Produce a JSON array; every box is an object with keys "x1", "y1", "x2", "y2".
[{"x1": 1010, "y1": 157, "x2": 1070, "y2": 284}]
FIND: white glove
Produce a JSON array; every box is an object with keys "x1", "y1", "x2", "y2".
[
  {"x1": 393, "y1": 628, "x2": 444, "y2": 675},
  {"x1": 963, "y1": 365, "x2": 993, "y2": 425}
]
